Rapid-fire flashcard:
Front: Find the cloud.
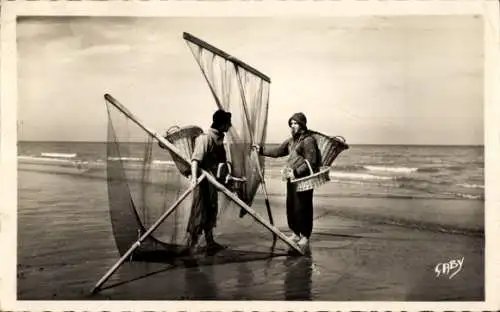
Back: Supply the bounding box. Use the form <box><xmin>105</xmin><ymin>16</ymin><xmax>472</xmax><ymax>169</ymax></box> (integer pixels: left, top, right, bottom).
<box><xmin>17</xmin><ymin>16</ymin><xmax>483</xmax><ymax>145</ymax></box>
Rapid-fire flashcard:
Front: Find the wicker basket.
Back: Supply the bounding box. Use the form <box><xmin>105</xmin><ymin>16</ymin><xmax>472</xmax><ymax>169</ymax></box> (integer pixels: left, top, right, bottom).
<box><xmin>162</xmin><ymin>125</ymin><xmax>204</xmax><ymax>177</ymax></box>
<box><xmin>291</xmin><ymin>161</ymin><xmax>332</xmax><ymax>192</ymax></box>
<box><xmin>290</xmin><ymin>131</ymin><xmax>349</xmax><ymax>192</ymax></box>
<box><xmin>310</xmin><ymin>131</ymin><xmax>349</xmax><ymax>167</ymax></box>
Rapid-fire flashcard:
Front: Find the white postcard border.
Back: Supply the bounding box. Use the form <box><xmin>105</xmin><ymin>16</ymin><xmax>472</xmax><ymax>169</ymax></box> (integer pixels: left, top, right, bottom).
<box><xmin>1</xmin><ymin>0</ymin><xmax>499</xmax><ymax>311</ymax></box>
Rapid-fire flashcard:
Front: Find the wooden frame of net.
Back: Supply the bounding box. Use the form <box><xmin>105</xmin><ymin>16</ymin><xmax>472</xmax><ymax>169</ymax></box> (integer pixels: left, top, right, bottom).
<box><xmin>91</xmin><ymin>94</ymin><xmax>305</xmax><ymax>294</ymax></box>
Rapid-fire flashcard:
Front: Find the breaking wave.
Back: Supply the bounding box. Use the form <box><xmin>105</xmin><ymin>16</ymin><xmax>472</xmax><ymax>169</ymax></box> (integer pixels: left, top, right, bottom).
<box><xmin>329</xmin><ymin>171</ymin><xmax>394</xmax><ymax>181</ymax></box>
<box><xmin>333</xmin><ymin>164</ymin><xmax>465</xmax><ymax>174</ymax></box>
<box><xmin>107</xmin><ymin>157</ymin><xmax>144</xmax><ymax>162</ymax></box>
<box><xmin>454</xmin><ymin>193</ymin><xmax>483</xmax><ymax>200</ymax></box>
<box><xmin>458</xmin><ymin>183</ymin><xmax>484</xmax><ymax>189</ymax></box>
<box><xmin>363</xmin><ymin>165</ymin><xmax>418</xmax><ymax>174</ymax></box>
<box><xmin>40</xmin><ymin>152</ymin><xmax>77</xmax><ymax>158</ymax></box>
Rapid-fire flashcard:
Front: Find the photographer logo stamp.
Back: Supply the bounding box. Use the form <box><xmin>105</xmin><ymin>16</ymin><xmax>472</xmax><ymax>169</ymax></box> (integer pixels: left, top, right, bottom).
<box><xmin>434</xmin><ymin>257</ymin><xmax>464</xmax><ymax>279</ymax></box>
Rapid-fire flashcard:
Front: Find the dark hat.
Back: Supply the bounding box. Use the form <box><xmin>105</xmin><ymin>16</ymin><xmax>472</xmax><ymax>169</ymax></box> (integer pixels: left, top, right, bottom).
<box><xmin>288</xmin><ymin>112</ymin><xmax>307</xmax><ymax>130</ymax></box>
<box><xmin>212</xmin><ymin>109</ymin><xmax>232</xmax><ymax>128</ymax></box>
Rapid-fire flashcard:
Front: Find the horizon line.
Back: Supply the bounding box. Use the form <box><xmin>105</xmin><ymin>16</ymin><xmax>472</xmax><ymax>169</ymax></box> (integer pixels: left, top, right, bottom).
<box><xmin>17</xmin><ymin>140</ymin><xmax>484</xmax><ymax>147</ymax></box>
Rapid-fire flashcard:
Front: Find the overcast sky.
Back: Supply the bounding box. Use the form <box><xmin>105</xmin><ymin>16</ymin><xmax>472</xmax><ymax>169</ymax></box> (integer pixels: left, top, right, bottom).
<box><xmin>17</xmin><ymin>16</ymin><xmax>483</xmax><ymax>145</ymax></box>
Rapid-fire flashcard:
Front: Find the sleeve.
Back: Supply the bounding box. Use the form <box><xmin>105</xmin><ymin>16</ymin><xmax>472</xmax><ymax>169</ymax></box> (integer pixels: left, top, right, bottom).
<box><xmin>191</xmin><ymin>135</ymin><xmax>209</xmax><ymax>163</ymax></box>
<box><xmin>293</xmin><ymin>136</ymin><xmax>321</xmax><ymax>178</ymax></box>
<box><xmin>260</xmin><ymin>139</ymin><xmax>290</xmax><ymax>158</ymax></box>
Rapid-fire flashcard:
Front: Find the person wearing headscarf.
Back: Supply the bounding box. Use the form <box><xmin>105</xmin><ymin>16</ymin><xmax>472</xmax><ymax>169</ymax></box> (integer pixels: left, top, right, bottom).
<box><xmin>186</xmin><ymin>109</ymin><xmax>232</xmax><ymax>254</ymax></box>
<box><xmin>253</xmin><ymin>112</ymin><xmax>321</xmax><ymax>251</ymax></box>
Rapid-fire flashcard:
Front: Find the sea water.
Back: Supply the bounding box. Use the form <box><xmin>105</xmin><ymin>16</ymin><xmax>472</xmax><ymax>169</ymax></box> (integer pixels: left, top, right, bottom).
<box><xmin>18</xmin><ymin>141</ymin><xmax>484</xmax><ymax>201</ymax></box>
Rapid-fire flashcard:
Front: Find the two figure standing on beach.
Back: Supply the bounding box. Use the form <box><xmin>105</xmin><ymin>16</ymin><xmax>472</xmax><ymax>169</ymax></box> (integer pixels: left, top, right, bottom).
<box><xmin>168</xmin><ymin>109</ymin><xmax>319</xmax><ymax>254</ymax></box>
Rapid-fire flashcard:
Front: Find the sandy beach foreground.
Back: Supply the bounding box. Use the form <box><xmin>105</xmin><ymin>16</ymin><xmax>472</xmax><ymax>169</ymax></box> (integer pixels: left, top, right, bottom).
<box><xmin>17</xmin><ymin>171</ymin><xmax>484</xmax><ymax>301</ymax></box>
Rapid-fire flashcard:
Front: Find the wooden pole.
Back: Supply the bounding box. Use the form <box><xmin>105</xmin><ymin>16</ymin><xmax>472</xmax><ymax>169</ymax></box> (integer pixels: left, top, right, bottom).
<box><xmin>254</xmin><ymin>150</ymin><xmax>276</xmax><ymax>243</ymax></box>
<box><xmin>182</xmin><ymin>32</ymin><xmax>271</xmax><ymax>83</ymax></box>
<box><xmin>103</xmin><ymin>94</ymin><xmax>304</xmax><ymax>252</ymax></box>
<box><xmin>91</xmin><ymin>173</ymin><xmax>206</xmax><ymax>294</ymax></box>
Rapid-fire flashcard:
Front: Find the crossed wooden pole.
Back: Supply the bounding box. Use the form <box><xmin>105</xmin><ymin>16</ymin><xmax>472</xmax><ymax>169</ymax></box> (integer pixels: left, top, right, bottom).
<box><xmin>91</xmin><ymin>94</ymin><xmax>304</xmax><ymax>294</ymax></box>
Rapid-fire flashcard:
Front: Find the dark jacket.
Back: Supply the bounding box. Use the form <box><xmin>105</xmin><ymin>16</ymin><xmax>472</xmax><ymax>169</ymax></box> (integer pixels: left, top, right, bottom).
<box><xmin>260</xmin><ymin>130</ymin><xmax>321</xmax><ymax>179</ymax></box>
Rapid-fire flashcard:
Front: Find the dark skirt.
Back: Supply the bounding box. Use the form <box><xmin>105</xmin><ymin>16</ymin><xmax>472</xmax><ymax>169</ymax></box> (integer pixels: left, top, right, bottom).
<box><xmin>286</xmin><ymin>182</ymin><xmax>314</xmax><ymax>238</ymax></box>
<box><xmin>186</xmin><ymin>179</ymin><xmax>219</xmax><ymax>238</ymax></box>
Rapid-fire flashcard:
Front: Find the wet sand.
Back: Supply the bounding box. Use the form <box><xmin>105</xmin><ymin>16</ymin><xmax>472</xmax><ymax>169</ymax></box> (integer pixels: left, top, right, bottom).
<box><xmin>17</xmin><ymin>171</ymin><xmax>484</xmax><ymax>300</ymax></box>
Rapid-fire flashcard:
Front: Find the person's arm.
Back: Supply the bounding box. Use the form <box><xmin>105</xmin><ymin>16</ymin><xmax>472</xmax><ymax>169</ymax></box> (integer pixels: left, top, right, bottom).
<box><xmin>190</xmin><ymin>135</ymin><xmax>209</xmax><ymax>185</ymax></box>
<box><xmin>190</xmin><ymin>161</ymin><xmax>199</xmax><ymax>186</ymax></box>
<box><xmin>258</xmin><ymin>139</ymin><xmax>290</xmax><ymax>158</ymax></box>
<box><xmin>293</xmin><ymin>136</ymin><xmax>320</xmax><ymax>178</ymax></box>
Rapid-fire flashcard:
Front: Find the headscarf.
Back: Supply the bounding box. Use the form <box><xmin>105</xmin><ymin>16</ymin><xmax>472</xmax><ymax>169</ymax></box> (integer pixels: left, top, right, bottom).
<box><xmin>288</xmin><ymin>112</ymin><xmax>308</xmax><ymax>131</ymax></box>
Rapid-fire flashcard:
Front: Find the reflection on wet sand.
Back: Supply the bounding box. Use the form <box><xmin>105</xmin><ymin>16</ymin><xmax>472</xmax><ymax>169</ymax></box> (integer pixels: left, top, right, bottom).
<box><xmin>234</xmin><ymin>262</ymin><xmax>254</xmax><ymax>299</ymax></box>
<box><xmin>284</xmin><ymin>255</ymin><xmax>313</xmax><ymax>300</ymax></box>
<box><xmin>183</xmin><ymin>258</ymin><xmax>218</xmax><ymax>299</ymax></box>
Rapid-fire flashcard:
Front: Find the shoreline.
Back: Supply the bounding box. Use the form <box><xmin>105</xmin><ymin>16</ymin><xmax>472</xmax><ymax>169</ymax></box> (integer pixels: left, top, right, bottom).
<box><xmin>254</xmin><ymin>195</ymin><xmax>484</xmax><ymax>237</ymax></box>
<box><xmin>17</xmin><ymin>140</ymin><xmax>485</xmax><ymax>148</ymax></box>
<box><xmin>17</xmin><ymin>168</ymin><xmax>485</xmax><ymax>237</ymax></box>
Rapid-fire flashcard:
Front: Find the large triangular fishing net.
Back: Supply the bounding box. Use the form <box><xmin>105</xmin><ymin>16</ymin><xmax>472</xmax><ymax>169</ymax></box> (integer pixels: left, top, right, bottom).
<box><xmin>105</xmin><ymin>33</ymin><xmax>293</xmax><ymax>264</ymax></box>
<box><xmin>184</xmin><ymin>32</ymin><xmax>270</xmax><ymax>209</ymax></box>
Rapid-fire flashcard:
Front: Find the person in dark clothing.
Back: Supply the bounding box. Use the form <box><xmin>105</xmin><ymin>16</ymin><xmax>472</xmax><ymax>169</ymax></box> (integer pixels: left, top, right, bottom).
<box><xmin>186</xmin><ymin>109</ymin><xmax>232</xmax><ymax>253</ymax></box>
<box><xmin>253</xmin><ymin>112</ymin><xmax>321</xmax><ymax>251</ymax></box>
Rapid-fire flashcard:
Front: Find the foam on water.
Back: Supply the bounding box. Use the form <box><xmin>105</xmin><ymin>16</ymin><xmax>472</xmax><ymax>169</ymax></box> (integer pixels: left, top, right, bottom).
<box><xmin>152</xmin><ymin>160</ymin><xmax>176</xmax><ymax>165</ymax></box>
<box><xmin>107</xmin><ymin>157</ymin><xmax>144</xmax><ymax>162</ymax></box>
<box><xmin>329</xmin><ymin>171</ymin><xmax>394</xmax><ymax>181</ymax></box>
<box><xmin>19</xmin><ymin>156</ymin><xmax>75</xmax><ymax>164</ymax></box>
<box><xmin>363</xmin><ymin>165</ymin><xmax>418</xmax><ymax>174</ymax></box>
<box><xmin>458</xmin><ymin>183</ymin><xmax>484</xmax><ymax>189</ymax></box>
<box><xmin>40</xmin><ymin>152</ymin><xmax>77</xmax><ymax>158</ymax></box>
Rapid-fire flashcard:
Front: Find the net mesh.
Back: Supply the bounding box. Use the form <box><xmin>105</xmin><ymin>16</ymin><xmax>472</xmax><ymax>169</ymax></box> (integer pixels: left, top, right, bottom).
<box><xmin>184</xmin><ymin>33</ymin><xmax>270</xmax><ymax>208</ymax></box>
<box><xmin>106</xmin><ymin>102</ymin><xmax>193</xmax><ymax>257</ymax></box>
